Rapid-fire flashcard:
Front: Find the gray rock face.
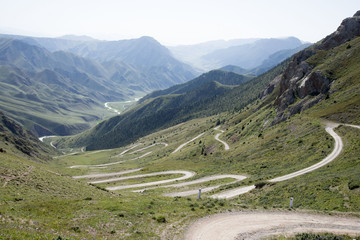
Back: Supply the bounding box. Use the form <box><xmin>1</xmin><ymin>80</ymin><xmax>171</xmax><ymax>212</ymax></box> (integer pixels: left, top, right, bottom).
<box><xmin>270</xmin><ymin>11</ymin><xmax>360</xmax><ymax>124</ymax></box>
<box><xmin>320</xmin><ymin>11</ymin><xmax>360</xmax><ymax>50</ymax></box>
<box><xmin>297</xmin><ymin>70</ymin><xmax>330</xmax><ymax>99</ymax></box>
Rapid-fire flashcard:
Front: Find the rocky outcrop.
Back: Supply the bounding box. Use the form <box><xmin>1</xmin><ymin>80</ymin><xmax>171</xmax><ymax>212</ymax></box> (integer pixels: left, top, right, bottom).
<box><xmin>319</xmin><ymin>10</ymin><xmax>360</xmax><ymax>50</ymax></box>
<box><xmin>271</xmin><ymin>11</ymin><xmax>360</xmax><ymax>123</ymax></box>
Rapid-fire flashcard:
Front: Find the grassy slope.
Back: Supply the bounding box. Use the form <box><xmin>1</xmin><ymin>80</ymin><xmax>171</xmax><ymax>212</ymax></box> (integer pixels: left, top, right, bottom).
<box><xmin>55</xmin><ymin>59</ymin><xmax>289</xmax><ymax>151</ymax></box>
<box><xmin>0</xmin><ymin>38</ymin><xmax>359</xmax><ymax>239</ymax></box>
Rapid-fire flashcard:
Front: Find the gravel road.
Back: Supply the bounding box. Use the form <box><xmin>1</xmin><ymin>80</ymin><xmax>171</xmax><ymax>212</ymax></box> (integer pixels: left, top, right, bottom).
<box><xmin>184</xmin><ymin>211</ymin><xmax>360</xmax><ymax>240</ymax></box>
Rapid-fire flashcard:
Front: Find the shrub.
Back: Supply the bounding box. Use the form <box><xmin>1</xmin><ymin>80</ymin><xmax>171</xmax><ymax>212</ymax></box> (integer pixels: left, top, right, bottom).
<box><xmin>348</xmin><ymin>179</ymin><xmax>360</xmax><ymax>190</ymax></box>
<box><xmin>156</xmin><ymin>216</ymin><xmax>166</xmax><ymax>223</ymax></box>
<box><xmin>255</xmin><ymin>181</ymin><xmax>267</xmax><ymax>189</ymax></box>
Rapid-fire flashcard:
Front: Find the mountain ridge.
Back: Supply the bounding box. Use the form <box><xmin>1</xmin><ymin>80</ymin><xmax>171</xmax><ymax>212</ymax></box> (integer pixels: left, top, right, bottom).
<box><xmin>0</xmin><ymin>34</ymin><xmax>197</xmax><ymax>136</ymax></box>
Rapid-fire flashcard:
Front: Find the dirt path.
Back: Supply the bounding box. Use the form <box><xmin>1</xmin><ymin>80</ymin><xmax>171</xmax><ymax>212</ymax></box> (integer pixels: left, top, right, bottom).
<box><xmin>184</xmin><ymin>211</ymin><xmax>360</xmax><ymax>240</ymax></box>
<box><xmin>172</xmin><ymin>133</ymin><xmax>205</xmax><ymax>154</ymax></box>
<box><xmin>268</xmin><ymin>125</ymin><xmax>343</xmax><ymax>182</ymax></box>
<box><xmin>72</xmin><ymin>168</ymin><xmax>142</xmax><ymax>179</ymax></box>
<box><xmin>214</xmin><ymin>126</ymin><xmax>230</xmax><ymax>150</ymax></box>
<box><xmin>133</xmin><ymin>174</ymin><xmax>247</xmax><ymax>196</ymax></box>
<box><xmin>87</xmin><ymin>170</ymin><xmax>196</xmax><ymax>190</ymax></box>
<box><xmin>209</xmin><ymin>123</ymin><xmax>346</xmax><ymax>199</ymax></box>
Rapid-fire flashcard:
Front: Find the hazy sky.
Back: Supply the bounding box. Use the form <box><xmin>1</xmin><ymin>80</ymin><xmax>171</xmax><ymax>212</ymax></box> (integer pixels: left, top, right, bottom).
<box><xmin>1</xmin><ymin>0</ymin><xmax>359</xmax><ymax>45</ymax></box>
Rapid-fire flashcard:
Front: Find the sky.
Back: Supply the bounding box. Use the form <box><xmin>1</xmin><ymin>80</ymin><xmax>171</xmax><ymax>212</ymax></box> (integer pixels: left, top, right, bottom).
<box><xmin>0</xmin><ymin>0</ymin><xmax>359</xmax><ymax>46</ymax></box>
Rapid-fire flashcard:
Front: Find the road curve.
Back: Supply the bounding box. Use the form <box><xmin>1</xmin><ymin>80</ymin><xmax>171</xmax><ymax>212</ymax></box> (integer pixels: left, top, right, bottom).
<box><xmin>214</xmin><ymin>126</ymin><xmax>230</xmax><ymax>150</ymax></box>
<box><xmin>172</xmin><ymin>133</ymin><xmax>205</xmax><ymax>154</ymax></box>
<box><xmin>133</xmin><ymin>174</ymin><xmax>247</xmax><ymax>196</ymax></box>
<box><xmin>69</xmin><ymin>143</ymin><xmax>158</xmax><ymax>168</ymax></box>
<box><xmin>184</xmin><ymin>211</ymin><xmax>360</xmax><ymax>240</ymax></box>
<box><xmin>72</xmin><ymin>168</ymin><xmax>142</xmax><ymax>179</ymax></box>
<box><xmin>88</xmin><ymin>170</ymin><xmax>196</xmax><ymax>190</ymax></box>
<box><xmin>210</xmin><ymin>123</ymin><xmax>347</xmax><ymax>198</ymax></box>
<box><xmin>162</xmin><ymin>175</ymin><xmax>246</xmax><ymax>197</ymax></box>
<box><xmin>269</xmin><ymin>125</ymin><xmax>342</xmax><ymax>182</ymax></box>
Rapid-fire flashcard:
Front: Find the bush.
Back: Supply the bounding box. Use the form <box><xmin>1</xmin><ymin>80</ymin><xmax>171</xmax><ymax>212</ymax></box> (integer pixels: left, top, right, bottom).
<box><xmin>156</xmin><ymin>216</ymin><xmax>166</xmax><ymax>223</ymax></box>
<box><xmin>294</xmin><ymin>232</ymin><xmax>353</xmax><ymax>240</ymax></box>
<box><xmin>348</xmin><ymin>179</ymin><xmax>360</xmax><ymax>190</ymax></box>
<box><xmin>255</xmin><ymin>181</ymin><xmax>267</xmax><ymax>189</ymax></box>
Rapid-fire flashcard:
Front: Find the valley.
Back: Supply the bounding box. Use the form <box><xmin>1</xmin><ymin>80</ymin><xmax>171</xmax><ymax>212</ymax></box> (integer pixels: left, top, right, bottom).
<box><xmin>0</xmin><ymin>10</ymin><xmax>360</xmax><ymax>240</ymax></box>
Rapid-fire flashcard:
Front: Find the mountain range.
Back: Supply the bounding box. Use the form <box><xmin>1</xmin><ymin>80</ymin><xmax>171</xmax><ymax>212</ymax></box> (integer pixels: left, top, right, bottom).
<box><xmin>58</xmin><ymin>11</ymin><xmax>360</xmax><ymax>151</ymax></box>
<box><xmin>169</xmin><ymin>37</ymin><xmax>310</xmax><ymax>72</ymax></box>
<box><xmin>0</xmin><ymin>10</ymin><xmax>359</xmax><ymax>240</ymax></box>
<box><xmin>0</xmin><ymin>35</ymin><xmax>196</xmax><ymax>136</ymax></box>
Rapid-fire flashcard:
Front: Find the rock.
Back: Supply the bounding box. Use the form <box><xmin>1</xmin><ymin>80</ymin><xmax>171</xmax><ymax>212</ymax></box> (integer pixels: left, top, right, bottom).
<box><xmin>318</xmin><ymin>11</ymin><xmax>360</xmax><ymax>50</ymax></box>
<box><xmin>271</xmin><ymin>11</ymin><xmax>359</xmax><ymax>124</ymax></box>
<box><xmin>260</xmin><ymin>75</ymin><xmax>282</xmax><ymax>99</ymax></box>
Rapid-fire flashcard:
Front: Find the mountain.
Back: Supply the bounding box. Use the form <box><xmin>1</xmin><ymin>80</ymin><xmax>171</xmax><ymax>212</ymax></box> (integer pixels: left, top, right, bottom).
<box><xmin>246</xmin><ymin>43</ymin><xmax>312</xmax><ymax>75</ymax></box>
<box><xmin>0</xmin><ymin>35</ymin><xmax>197</xmax><ymax>136</ymax></box>
<box><xmin>0</xmin><ymin>38</ymin><xmax>130</xmax><ymax>136</ymax></box>
<box><xmin>202</xmin><ymin>37</ymin><xmax>304</xmax><ymax>70</ymax></box>
<box><xmin>169</xmin><ymin>37</ymin><xmax>305</xmax><ymax>72</ymax></box>
<box><xmin>56</xmin><ymin>70</ymin><xmax>259</xmax><ymax>150</ymax></box>
<box><xmin>270</xmin><ymin>10</ymin><xmax>360</xmax><ymax>124</ymax></box>
<box><xmin>58</xmin><ymin>12</ymin><xmax>360</xmax><ymax>151</ymax></box>
<box><xmin>66</xmin><ymin>36</ymin><xmax>196</xmax><ymax>89</ymax></box>
<box><xmin>0</xmin><ymin>111</ymin><xmax>56</xmax><ymax>159</ymax></box>
<box><xmin>219</xmin><ymin>65</ymin><xmax>250</xmax><ymax>75</ymax></box>
<box><xmin>58</xmin><ymin>34</ymin><xmax>97</xmax><ymax>42</ymax></box>
<box><xmin>168</xmin><ymin>38</ymin><xmax>259</xmax><ymax>71</ymax></box>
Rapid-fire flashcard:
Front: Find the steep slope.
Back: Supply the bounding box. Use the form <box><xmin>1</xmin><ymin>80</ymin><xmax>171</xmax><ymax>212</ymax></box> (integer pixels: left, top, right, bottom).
<box><xmin>140</xmin><ymin>70</ymin><xmax>253</xmax><ymax>101</ymax></box>
<box><xmin>56</xmin><ymin>63</ymin><xmax>287</xmax><ymax>150</ymax></box>
<box><xmin>1</xmin><ymin>34</ymin><xmax>197</xmax><ymax>95</ymax></box>
<box><xmin>0</xmin><ymin>112</ymin><xmax>136</xmax><ymax>239</ymax></box>
<box><xmin>268</xmin><ymin>10</ymin><xmax>360</xmax><ymax>124</ymax></box>
<box><xmin>0</xmin><ymin>111</ymin><xmax>56</xmax><ymax>159</ymax></box>
<box><xmin>68</xmin><ymin>36</ymin><xmax>197</xmax><ymax>88</ymax></box>
<box><xmin>0</xmin><ymin>38</ymin><xmax>126</xmax><ymax>136</ymax></box>
<box><xmin>58</xmin><ymin>11</ymin><xmax>360</xmax><ymax>152</ymax></box>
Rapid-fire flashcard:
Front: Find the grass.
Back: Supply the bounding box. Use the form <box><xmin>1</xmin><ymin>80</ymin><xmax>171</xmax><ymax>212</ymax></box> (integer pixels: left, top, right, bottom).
<box><xmin>1</xmin><ymin>38</ymin><xmax>360</xmax><ymax>239</ymax></box>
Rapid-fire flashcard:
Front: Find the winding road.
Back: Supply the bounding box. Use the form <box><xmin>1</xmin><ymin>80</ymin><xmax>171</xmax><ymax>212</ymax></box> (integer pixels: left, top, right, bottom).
<box><xmin>209</xmin><ymin>123</ymin><xmax>347</xmax><ymax>199</ymax></box>
<box><xmin>87</xmin><ymin>170</ymin><xmax>196</xmax><ymax>191</ymax></box>
<box><xmin>172</xmin><ymin>133</ymin><xmax>205</xmax><ymax>154</ymax></box>
<box><xmin>214</xmin><ymin>126</ymin><xmax>230</xmax><ymax>150</ymax></box>
<box><xmin>184</xmin><ymin>212</ymin><xmax>360</xmax><ymax>240</ymax></box>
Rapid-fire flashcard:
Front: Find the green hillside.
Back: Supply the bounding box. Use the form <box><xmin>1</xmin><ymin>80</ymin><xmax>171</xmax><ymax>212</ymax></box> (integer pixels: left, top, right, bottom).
<box><xmin>0</xmin><ymin>11</ymin><xmax>359</xmax><ymax>240</ymax></box>
<box><xmin>0</xmin><ymin>35</ymin><xmax>197</xmax><ymax>137</ymax></box>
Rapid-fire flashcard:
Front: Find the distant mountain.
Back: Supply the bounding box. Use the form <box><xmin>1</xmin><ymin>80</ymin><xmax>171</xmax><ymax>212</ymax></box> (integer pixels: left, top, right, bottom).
<box><xmin>0</xmin><ymin>34</ymin><xmax>197</xmax><ymax>136</ymax></box>
<box><xmin>219</xmin><ymin>42</ymin><xmax>311</xmax><ymax>76</ymax></box>
<box><xmin>219</xmin><ymin>65</ymin><xmax>251</xmax><ymax>75</ymax></box>
<box><xmin>0</xmin><ymin>34</ymin><xmax>197</xmax><ymax>90</ymax></box>
<box><xmin>168</xmin><ymin>38</ymin><xmax>259</xmax><ymax>71</ymax></box>
<box><xmin>58</xmin><ymin>35</ymin><xmax>97</xmax><ymax>42</ymax></box>
<box><xmin>202</xmin><ymin>37</ymin><xmax>303</xmax><ymax>70</ymax></box>
<box><xmin>0</xmin><ymin>37</ymin><xmax>126</xmax><ymax>136</ymax></box>
<box><xmin>169</xmin><ymin>37</ymin><xmax>305</xmax><ymax>72</ymax></box>
<box><xmin>246</xmin><ymin>43</ymin><xmax>312</xmax><ymax>75</ymax></box>
<box><xmin>140</xmin><ymin>70</ymin><xmax>253</xmax><ymax>102</ymax></box>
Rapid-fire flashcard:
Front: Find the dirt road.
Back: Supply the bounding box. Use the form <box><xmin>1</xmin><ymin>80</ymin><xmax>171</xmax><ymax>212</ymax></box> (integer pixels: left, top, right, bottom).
<box><xmin>214</xmin><ymin>126</ymin><xmax>230</xmax><ymax>150</ymax></box>
<box><xmin>172</xmin><ymin>133</ymin><xmax>205</xmax><ymax>154</ymax></box>
<box><xmin>184</xmin><ymin>211</ymin><xmax>360</xmax><ymax>240</ymax></box>
<box><xmin>88</xmin><ymin>170</ymin><xmax>196</xmax><ymax>191</ymax></box>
